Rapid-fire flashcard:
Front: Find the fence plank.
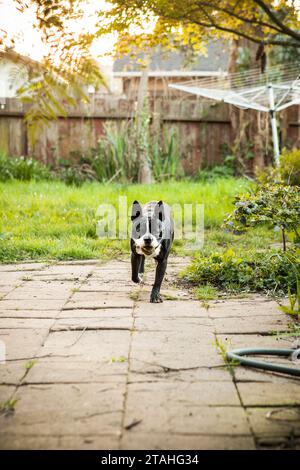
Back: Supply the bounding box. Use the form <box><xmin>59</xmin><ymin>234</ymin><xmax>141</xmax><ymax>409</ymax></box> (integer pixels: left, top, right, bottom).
<box><xmin>0</xmin><ymin>117</ymin><xmax>9</xmax><ymax>153</ymax></box>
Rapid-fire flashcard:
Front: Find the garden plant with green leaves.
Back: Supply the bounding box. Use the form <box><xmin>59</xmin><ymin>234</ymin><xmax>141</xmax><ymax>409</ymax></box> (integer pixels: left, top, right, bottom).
<box><xmin>186</xmin><ymin>150</ymin><xmax>300</xmax><ymax>298</ymax></box>
<box><xmin>185</xmin><ymin>248</ymin><xmax>299</xmax><ymax>296</ymax></box>
<box><xmin>225</xmin><ymin>182</ymin><xmax>300</xmax><ymax>251</ymax></box>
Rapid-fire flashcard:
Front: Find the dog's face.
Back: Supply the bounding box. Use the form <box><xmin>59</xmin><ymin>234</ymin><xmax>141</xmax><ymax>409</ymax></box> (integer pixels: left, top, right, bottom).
<box><xmin>131</xmin><ymin>201</ymin><xmax>165</xmax><ymax>256</ymax></box>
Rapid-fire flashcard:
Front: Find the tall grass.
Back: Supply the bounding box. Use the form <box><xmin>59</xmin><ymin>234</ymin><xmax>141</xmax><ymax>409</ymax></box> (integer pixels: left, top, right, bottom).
<box><xmin>91</xmin><ymin>122</ymin><xmax>182</xmax><ymax>183</ymax></box>
<box><xmin>151</xmin><ymin>128</ymin><xmax>182</xmax><ymax>181</ymax></box>
<box><xmin>92</xmin><ymin>122</ymin><xmax>138</xmax><ymax>182</ymax></box>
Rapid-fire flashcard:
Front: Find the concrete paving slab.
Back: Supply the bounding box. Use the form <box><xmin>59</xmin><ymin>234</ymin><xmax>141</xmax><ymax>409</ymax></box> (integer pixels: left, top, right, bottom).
<box><xmin>0</xmin><ymin>361</ymin><xmax>28</xmax><ymax>385</ymax></box>
<box><xmin>0</xmin><ymin>433</ymin><xmax>119</xmax><ymax>450</ymax></box>
<box><xmin>124</xmin><ymin>388</ymin><xmax>251</xmax><ymax>435</ymax></box>
<box><xmin>130</xmin><ymin>330</ymin><xmax>222</xmax><ymax>372</ymax></box>
<box><xmin>217</xmin><ymin>333</ymin><xmax>293</xmax><ymax>349</ymax></box>
<box><xmin>0</xmin><ymin>328</ymin><xmax>48</xmax><ymax>360</ymax></box>
<box><xmin>134</xmin><ymin>301</ymin><xmax>208</xmax><ymax>318</ymax></box>
<box><xmin>213</xmin><ymin>315</ymin><xmax>289</xmax><ymax>334</ymax></box>
<box><xmin>0</xmin><ymin>385</ymin><xmax>16</xmax><ymax>403</ymax></box>
<box><xmin>247</xmin><ymin>407</ymin><xmax>300</xmax><ymax>437</ymax></box>
<box><xmin>0</xmin><ymin>318</ymin><xmax>54</xmax><ymax>329</ymax></box>
<box><xmin>127</xmin><ymin>380</ymin><xmax>241</xmax><ymax>409</ymax></box>
<box><xmin>24</xmin><ymin>359</ymin><xmax>127</xmax><ymax>384</ymax></box>
<box><xmin>0</xmin><ymin>383</ymin><xmax>124</xmax><ymax>436</ymax></box>
<box><xmin>64</xmin><ymin>297</ymin><xmax>134</xmax><ymax>310</ymax></box>
<box><xmin>238</xmin><ymin>382</ymin><xmax>300</xmax><ymax>406</ymax></box>
<box><xmin>0</xmin><ymin>258</ymin><xmax>298</xmax><ymax>450</ymax></box>
<box><xmin>134</xmin><ymin>316</ymin><xmax>213</xmax><ymax>332</ymax></box>
<box><xmin>0</xmin><ymin>263</ymin><xmax>47</xmax><ymax>272</ymax></box>
<box><xmin>4</xmin><ymin>288</ymin><xmax>72</xmax><ymax>300</ymax></box>
<box><xmin>234</xmin><ymin>366</ymin><xmax>300</xmax><ymax>383</ymax></box>
<box><xmin>128</xmin><ymin>367</ymin><xmax>231</xmax><ymax>383</ymax></box>
<box><xmin>209</xmin><ymin>298</ymin><xmax>282</xmax><ymax>318</ymax></box>
<box><xmin>58</xmin><ymin>308</ymin><xmax>132</xmax><ymax>319</ymax></box>
<box><xmin>0</xmin><ymin>299</ymin><xmax>66</xmax><ymax>310</ymax></box>
<box><xmin>71</xmin><ymin>291</ymin><xmax>135</xmax><ymax>302</ymax></box>
<box><xmin>51</xmin><ymin>316</ymin><xmax>132</xmax><ymax>331</ymax></box>
<box><xmin>0</xmin><ymin>286</ymin><xmax>17</xmax><ymax>294</ymax></box>
<box><xmin>0</xmin><ymin>309</ymin><xmax>60</xmax><ymax>319</ymax></box>
<box><xmin>121</xmin><ymin>433</ymin><xmax>255</xmax><ymax>450</ymax></box>
<box><xmin>78</xmin><ymin>284</ymin><xmax>138</xmax><ymax>293</ymax></box>
<box><xmin>38</xmin><ymin>330</ymin><xmax>131</xmax><ymax>363</ymax></box>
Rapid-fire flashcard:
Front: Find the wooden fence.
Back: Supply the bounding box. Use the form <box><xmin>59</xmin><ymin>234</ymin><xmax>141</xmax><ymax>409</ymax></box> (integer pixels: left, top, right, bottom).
<box><xmin>0</xmin><ymin>96</ymin><xmax>299</xmax><ymax>174</ymax></box>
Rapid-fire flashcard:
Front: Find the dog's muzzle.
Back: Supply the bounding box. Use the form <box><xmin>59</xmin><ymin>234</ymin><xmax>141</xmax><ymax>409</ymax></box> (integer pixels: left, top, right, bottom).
<box><xmin>141</xmin><ymin>246</ymin><xmax>155</xmax><ymax>255</ymax></box>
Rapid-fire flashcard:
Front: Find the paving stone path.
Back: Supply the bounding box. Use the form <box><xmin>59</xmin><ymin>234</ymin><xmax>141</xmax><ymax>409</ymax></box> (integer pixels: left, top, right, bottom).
<box><xmin>0</xmin><ymin>258</ymin><xmax>299</xmax><ymax>450</ymax></box>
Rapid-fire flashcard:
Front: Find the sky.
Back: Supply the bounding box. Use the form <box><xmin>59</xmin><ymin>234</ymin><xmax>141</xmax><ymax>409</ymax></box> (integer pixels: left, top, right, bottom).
<box><xmin>0</xmin><ymin>0</ymin><xmax>116</xmax><ymax>63</ymax></box>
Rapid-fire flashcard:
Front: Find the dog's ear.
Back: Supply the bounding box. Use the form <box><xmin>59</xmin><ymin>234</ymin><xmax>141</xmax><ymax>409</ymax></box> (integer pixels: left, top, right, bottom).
<box><xmin>154</xmin><ymin>200</ymin><xmax>165</xmax><ymax>221</ymax></box>
<box><xmin>131</xmin><ymin>200</ymin><xmax>142</xmax><ymax>221</ymax></box>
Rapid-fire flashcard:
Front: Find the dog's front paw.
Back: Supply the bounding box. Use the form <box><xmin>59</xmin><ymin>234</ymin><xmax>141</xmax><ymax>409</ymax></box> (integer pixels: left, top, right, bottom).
<box><xmin>150</xmin><ymin>291</ymin><xmax>163</xmax><ymax>303</ymax></box>
<box><xmin>132</xmin><ymin>273</ymin><xmax>144</xmax><ymax>284</ymax></box>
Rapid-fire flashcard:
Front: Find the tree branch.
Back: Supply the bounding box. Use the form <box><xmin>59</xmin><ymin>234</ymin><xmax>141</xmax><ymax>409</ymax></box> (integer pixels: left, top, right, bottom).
<box><xmin>197</xmin><ymin>4</ymin><xmax>265</xmax><ymax>43</ymax></box>
<box><xmin>190</xmin><ymin>16</ymin><xmax>300</xmax><ymax>47</ymax></box>
<box><xmin>190</xmin><ymin>3</ymin><xmax>300</xmax><ymax>47</ymax></box>
<box><xmin>254</xmin><ymin>0</ymin><xmax>300</xmax><ymax>41</ymax></box>
<box><xmin>197</xmin><ymin>1</ymin><xmax>283</xmax><ymax>34</ymax></box>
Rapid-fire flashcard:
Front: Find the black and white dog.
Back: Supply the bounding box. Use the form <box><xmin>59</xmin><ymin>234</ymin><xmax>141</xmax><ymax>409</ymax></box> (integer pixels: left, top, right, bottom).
<box><xmin>130</xmin><ymin>200</ymin><xmax>174</xmax><ymax>303</ymax></box>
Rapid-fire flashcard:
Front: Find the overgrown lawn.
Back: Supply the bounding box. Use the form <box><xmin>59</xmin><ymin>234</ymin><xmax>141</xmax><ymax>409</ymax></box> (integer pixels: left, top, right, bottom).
<box><xmin>0</xmin><ymin>178</ymin><xmax>279</xmax><ymax>263</ymax></box>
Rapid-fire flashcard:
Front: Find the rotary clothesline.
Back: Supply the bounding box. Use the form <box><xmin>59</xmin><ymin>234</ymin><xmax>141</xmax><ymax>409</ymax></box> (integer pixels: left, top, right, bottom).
<box><xmin>169</xmin><ymin>62</ymin><xmax>300</xmax><ymax>164</ymax></box>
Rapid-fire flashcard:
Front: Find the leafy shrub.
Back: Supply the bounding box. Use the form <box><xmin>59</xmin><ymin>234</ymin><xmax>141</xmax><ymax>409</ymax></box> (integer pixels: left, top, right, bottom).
<box><xmin>197</xmin><ymin>164</ymin><xmax>234</xmax><ymax>181</ymax></box>
<box><xmin>225</xmin><ymin>183</ymin><xmax>300</xmax><ymax>249</ymax></box>
<box><xmin>57</xmin><ymin>164</ymin><xmax>96</xmax><ymax>187</ymax></box>
<box><xmin>184</xmin><ymin>248</ymin><xmax>300</xmax><ymax>295</ymax></box>
<box><xmin>256</xmin><ymin>150</ymin><xmax>300</xmax><ymax>187</ymax></box>
<box><xmin>0</xmin><ymin>152</ymin><xmax>51</xmax><ymax>181</ymax></box>
<box><xmin>280</xmin><ymin>148</ymin><xmax>300</xmax><ymax>186</ymax></box>
<box><xmin>197</xmin><ymin>155</ymin><xmax>235</xmax><ymax>181</ymax></box>
<box><xmin>255</xmin><ymin>165</ymin><xmax>281</xmax><ymax>185</ymax></box>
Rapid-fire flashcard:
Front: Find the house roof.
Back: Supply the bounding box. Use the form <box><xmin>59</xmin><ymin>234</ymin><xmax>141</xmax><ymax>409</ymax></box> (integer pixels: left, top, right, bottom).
<box><xmin>113</xmin><ymin>41</ymin><xmax>230</xmax><ymax>73</ymax></box>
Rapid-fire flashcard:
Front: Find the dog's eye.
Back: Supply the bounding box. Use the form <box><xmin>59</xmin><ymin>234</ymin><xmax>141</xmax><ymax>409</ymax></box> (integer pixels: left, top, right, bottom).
<box><xmin>136</xmin><ymin>223</ymin><xmax>140</xmax><ymax>232</ymax></box>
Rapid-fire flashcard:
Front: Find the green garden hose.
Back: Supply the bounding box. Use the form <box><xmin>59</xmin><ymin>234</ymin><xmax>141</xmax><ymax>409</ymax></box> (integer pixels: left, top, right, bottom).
<box><xmin>226</xmin><ymin>348</ymin><xmax>300</xmax><ymax>377</ymax></box>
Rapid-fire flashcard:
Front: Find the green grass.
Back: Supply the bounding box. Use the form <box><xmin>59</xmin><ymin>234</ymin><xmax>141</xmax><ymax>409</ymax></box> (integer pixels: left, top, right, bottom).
<box><xmin>0</xmin><ymin>178</ymin><xmax>280</xmax><ymax>263</ymax></box>
<box><xmin>0</xmin><ymin>398</ymin><xmax>19</xmax><ymax>416</ymax></box>
<box><xmin>194</xmin><ymin>284</ymin><xmax>218</xmax><ymax>301</ymax></box>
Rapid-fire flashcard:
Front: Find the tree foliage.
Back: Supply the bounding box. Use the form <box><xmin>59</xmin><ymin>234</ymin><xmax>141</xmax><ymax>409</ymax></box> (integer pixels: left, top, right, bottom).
<box><xmin>1</xmin><ymin>1</ymin><xmax>106</xmax><ymax>143</ymax></box>
<box><xmin>98</xmin><ymin>0</ymin><xmax>300</xmax><ymax>57</ymax></box>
